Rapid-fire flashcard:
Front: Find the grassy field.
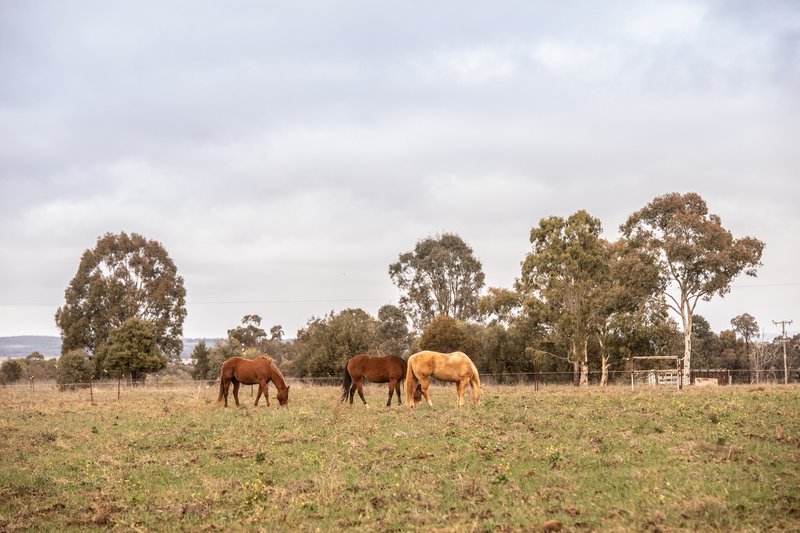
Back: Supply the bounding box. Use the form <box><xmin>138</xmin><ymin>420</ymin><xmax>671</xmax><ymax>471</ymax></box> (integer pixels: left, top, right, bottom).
<box><xmin>1</xmin><ymin>382</ymin><xmax>799</xmax><ymax>532</ymax></box>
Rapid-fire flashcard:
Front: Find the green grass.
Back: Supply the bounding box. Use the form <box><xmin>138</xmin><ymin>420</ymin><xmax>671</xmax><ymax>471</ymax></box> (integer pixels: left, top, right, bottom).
<box><xmin>1</xmin><ymin>383</ymin><xmax>799</xmax><ymax>531</ymax></box>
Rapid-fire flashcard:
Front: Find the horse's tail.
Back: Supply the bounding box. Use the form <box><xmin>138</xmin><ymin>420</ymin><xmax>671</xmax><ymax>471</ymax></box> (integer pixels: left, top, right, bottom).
<box><xmin>216</xmin><ymin>373</ymin><xmax>224</xmax><ymax>403</ymax></box>
<box><xmin>341</xmin><ymin>365</ymin><xmax>352</xmax><ymax>402</ymax></box>
<box><xmin>405</xmin><ymin>355</ymin><xmax>417</xmax><ymax>404</ymax></box>
<box><xmin>216</xmin><ymin>363</ymin><xmax>226</xmax><ymax>403</ymax></box>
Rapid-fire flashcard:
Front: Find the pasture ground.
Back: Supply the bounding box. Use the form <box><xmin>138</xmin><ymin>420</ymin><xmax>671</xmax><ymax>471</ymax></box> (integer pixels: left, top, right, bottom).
<box><xmin>1</xmin><ymin>383</ymin><xmax>799</xmax><ymax>532</ymax></box>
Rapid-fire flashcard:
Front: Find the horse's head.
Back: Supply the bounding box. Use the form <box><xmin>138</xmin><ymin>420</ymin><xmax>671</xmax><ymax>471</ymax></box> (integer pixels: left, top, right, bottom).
<box><xmin>277</xmin><ymin>385</ymin><xmax>290</xmax><ymax>406</ymax></box>
<box><xmin>471</xmin><ymin>384</ymin><xmax>483</xmax><ymax>405</ymax></box>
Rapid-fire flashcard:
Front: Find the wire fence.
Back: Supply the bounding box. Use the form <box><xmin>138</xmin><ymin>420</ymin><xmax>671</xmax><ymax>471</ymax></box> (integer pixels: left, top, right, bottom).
<box><xmin>3</xmin><ymin>368</ymin><xmax>799</xmax><ymax>398</ymax></box>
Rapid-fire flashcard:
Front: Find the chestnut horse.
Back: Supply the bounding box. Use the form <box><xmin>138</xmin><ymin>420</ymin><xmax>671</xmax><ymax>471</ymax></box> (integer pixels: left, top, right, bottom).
<box><xmin>405</xmin><ymin>350</ymin><xmax>483</xmax><ymax>408</ymax></box>
<box><xmin>341</xmin><ymin>354</ymin><xmax>413</xmax><ymax>407</ymax></box>
<box><xmin>217</xmin><ymin>356</ymin><xmax>290</xmax><ymax>407</ymax></box>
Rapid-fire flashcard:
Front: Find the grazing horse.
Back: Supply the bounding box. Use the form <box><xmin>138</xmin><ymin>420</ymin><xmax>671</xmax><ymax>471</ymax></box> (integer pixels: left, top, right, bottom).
<box><xmin>217</xmin><ymin>356</ymin><xmax>290</xmax><ymax>407</ymax></box>
<box><xmin>405</xmin><ymin>350</ymin><xmax>483</xmax><ymax>408</ymax></box>
<box><xmin>341</xmin><ymin>354</ymin><xmax>414</xmax><ymax>407</ymax></box>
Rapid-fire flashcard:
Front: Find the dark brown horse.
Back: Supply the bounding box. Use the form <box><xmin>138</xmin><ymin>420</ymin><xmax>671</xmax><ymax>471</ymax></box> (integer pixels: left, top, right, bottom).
<box><xmin>341</xmin><ymin>354</ymin><xmax>419</xmax><ymax>407</ymax></box>
<box><xmin>217</xmin><ymin>356</ymin><xmax>290</xmax><ymax>407</ymax></box>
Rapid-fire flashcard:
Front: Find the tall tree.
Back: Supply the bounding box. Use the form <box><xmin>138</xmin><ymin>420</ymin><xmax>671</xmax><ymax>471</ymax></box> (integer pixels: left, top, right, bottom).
<box><xmin>227</xmin><ymin>315</ymin><xmax>267</xmax><ymax>348</ymax></box>
<box><xmin>269</xmin><ymin>325</ymin><xmax>284</xmax><ymax>341</ymax></box>
<box><xmin>594</xmin><ymin>239</ymin><xmax>663</xmax><ymax>385</ymax></box>
<box><xmin>55</xmin><ymin>232</ymin><xmax>187</xmax><ymax>361</ymax></box>
<box><xmin>389</xmin><ymin>233</ymin><xmax>485</xmax><ymax>332</ymax></box>
<box><xmin>731</xmin><ymin>313</ymin><xmax>759</xmax><ymax>360</ymax></box>
<box><xmin>94</xmin><ymin>318</ymin><xmax>167</xmax><ymax>382</ymax></box>
<box><xmin>376</xmin><ymin>304</ymin><xmax>410</xmax><ymax>356</ymax></box>
<box><xmin>190</xmin><ymin>341</ymin><xmax>211</xmax><ymax>380</ymax></box>
<box><xmin>621</xmin><ymin>192</ymin><xmax>764</xmax><ymax>383</ymax></box>
<box><xmin>518</xmin><ymin>210</ymin><xmax>609</xmax><ymax>386</ymax></box>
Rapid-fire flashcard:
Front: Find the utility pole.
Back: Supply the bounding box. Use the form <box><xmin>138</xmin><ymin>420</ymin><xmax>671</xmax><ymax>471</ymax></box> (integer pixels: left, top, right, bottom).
<box><xmin>773</xmin><ymin>320</ymin><xmax>793</xmax><ymax>385</ymax></box>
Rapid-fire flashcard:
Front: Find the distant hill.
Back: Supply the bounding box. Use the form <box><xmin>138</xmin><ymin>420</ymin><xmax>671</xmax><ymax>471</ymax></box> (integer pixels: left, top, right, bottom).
<box><xmin>0</xmin><ymin>336</ymin><xmax>223</xmax><ymax>360</ymax></box>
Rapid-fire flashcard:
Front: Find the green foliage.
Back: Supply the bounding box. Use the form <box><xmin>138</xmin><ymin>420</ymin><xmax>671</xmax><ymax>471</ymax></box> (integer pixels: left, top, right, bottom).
<box><xmin>269</xmin><ymin>324</ymin><xmax>284</xmax><ymax>341</ymax></box>
<box><xmin>55</xmin><ymin>232</ymin><xmax>187</xmax><ymax>361</ymax></box>
<box><xmin>293</xmin><ymin>308</ymin><xmax>377</xmax><ymax>376</ymax></box>
<box><xmin>621</xmin><ymin>192</ymin><xmax>765</xmax><ymax>376</ymax></box>
<box><xmin>190</xmin><ymin>341</ymin><xmax>210</xmax><ymax>380</ymax></box>
<box><xmin>227</xmin><ymin>315</ymin><xmax>267</xmax><ymax>348</ymax></box>
<box><xmin>94</xmin><ymin>318</ymin><xmax>167</xmax><ymax>382</ymax></box>
<box><xmin>418</xmin><ymin>315</ymin><xmax>478</xmax><ymax>355</ymax></box>
<box><xmin>376</xmin><ymin>304</ymin><xmax>409</xmax><ymax>356</ymax></box>
<box><xmin>55</xmin><ymin>349</ymin><xmax>94</xmax><ymax>390</ymax></box>
<box><xmin>0</xmin><ymin>359</ymin><xmax>23</xmax><ymax>383</ymax></box>
<box><xmin>731</xmin><ymin>313</ymin><xmax>759</xmax><ymax>352</ymax></box>
<box><xmin>389</xmin><ymin>233</ymin><xmax>485</xmax><ymax>332</ymax></box>
<box><xmin>206</xmin><ymin>339</ymin><xmax>242</xmax><ymax>380</ymax></box>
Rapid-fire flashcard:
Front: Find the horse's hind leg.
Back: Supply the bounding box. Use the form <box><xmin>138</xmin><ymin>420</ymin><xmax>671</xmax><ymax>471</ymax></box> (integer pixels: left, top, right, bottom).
<box><xmin>233</xmin><ymin>381</ymin><xmax>241</xmax><ymax>407</ymax></box>
<box><xmin>222</xmin><ymin>379</ymin><xmax>230</xmax><ymax>407</ymax></box>
<box><xmin>348</xmin><ymin>383</ymin><xmax>357</xmax><ymax>405</ymax></box>
<box><xmin>355</xmin><ymin>378</ymin><xmax>368</xmax><ymax>407</ymax></box>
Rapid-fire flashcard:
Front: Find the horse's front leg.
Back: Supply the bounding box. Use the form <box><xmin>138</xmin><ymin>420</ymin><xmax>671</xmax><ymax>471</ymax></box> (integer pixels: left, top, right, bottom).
<box><xmin>262</xmin><ymin>380</ymin><xmax>270</xmax><ymax>407</ymax></box>
<box><xmin>419</xmin><ymin>377</ymin><xmax>432</xmax><ymax>408</ymax></box>
<box><xmin>233</xmin><ymin>381</ymin><xmax>241</xmax><ymax>406</ymax></box>
<box><xmin>254</xmin><ymin>383</ymin><xmax>262</xmax><ymax>406</ymax></box>
<box><xmin>396</xmin><ymin>380</ymin><xmax>403</xmax><ymax>405</ymax></box>
<box><xmin>456</xmin><ymin>379</ymin><xmax>467</xmax><ymax>407</ymax></box>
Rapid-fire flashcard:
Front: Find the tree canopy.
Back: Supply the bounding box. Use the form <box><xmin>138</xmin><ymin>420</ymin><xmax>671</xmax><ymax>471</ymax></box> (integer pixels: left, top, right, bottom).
<box><xmin>621</xmin><ymin>192</ymin><xmax>764</xmax><ymax>381</ymax></box>
<box><xmin>55</xmin><ymin>232</ymin><xmax>187</xmax><ymax>361</ymax></box>
<box><xmin>94</xmin><ymin>318</ymin><xmax>167</xmax><ymax>382</ymax></box>
<box><xmin>389</xmin><ymin>233</ymin><xmax>485</xmax><ymax>332</ymax></box>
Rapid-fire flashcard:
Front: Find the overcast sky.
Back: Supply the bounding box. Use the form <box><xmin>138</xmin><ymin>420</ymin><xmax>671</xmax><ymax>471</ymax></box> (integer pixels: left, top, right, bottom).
<box><xmin>1</xmin><ymin>1</ymin><xmax>798</xmax><ymax>340</ymax></box>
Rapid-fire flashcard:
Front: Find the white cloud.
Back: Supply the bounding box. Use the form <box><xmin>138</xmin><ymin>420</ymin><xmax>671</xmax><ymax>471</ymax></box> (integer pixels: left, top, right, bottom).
<box><xmin>625</xmin><ymin>2</ymin><xmax>707</xmax><ymax>44</ymax></box>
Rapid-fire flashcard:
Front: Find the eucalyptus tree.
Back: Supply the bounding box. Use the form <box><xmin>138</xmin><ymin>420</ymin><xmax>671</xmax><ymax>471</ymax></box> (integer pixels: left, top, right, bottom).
<box><xmin>518</xmin><ymin>210</ymin><xmax>609</xmax><ymax>386</ymax></box>
<box><xmin>227</xmin><ymin>315</ymin><xmax>267</xmax><ymax>348</ymax></box>
<box><xmin>55</xmin><ymin>232</ymin><xmax>187</xmax><ymax>362</ymax></box>
<box><xmin>731</xmin><ymin>313</ymin><xmax>759</xmax><ymax>358</ymax></box>
<box><xmin>593</xmin><ymin>238</ymin><xmax>663</xmax><ymax>385</ymax></box>
<box><xmin>389</xmin><ymin>233</ymin><xmax>485</xmax><ymax>332</ymax></box>
<box><xmin>376</xmin><ymin>304</ymin><xmax>410</xmax><ymax>356</ymax></box>
<box><xmin>621</xmin><ymin>193</ymin><xmax>764</xmax><ymax>382</ymax></box>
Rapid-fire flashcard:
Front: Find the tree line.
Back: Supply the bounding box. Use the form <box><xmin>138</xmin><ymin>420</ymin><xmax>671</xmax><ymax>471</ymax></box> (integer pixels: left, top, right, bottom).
<box><xmin>23</xmin><ymin>191</ymin><xmax>795</xmax><ymax>388</ymax></box>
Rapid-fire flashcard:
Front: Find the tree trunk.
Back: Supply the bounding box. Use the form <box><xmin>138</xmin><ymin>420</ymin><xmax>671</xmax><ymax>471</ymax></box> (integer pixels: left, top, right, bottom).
<box><xmin>598</xmin><ymin>336</ymin><xmax>608</xmax><ymax>387</ymax></box>
<box><xmin>579</xmin><ymin>337</ymin><xmax>589</xmax><ymax>387</ymax></box>
<box><xmin>682</xmin><ymin>308</ymin><xmax>693</xmax><ymax>385</ymax></box>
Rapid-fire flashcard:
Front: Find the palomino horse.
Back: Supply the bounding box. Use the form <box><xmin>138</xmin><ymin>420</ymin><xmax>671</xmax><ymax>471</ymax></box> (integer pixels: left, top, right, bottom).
<box><xmin>217</xmin><ymin>356</ymin><xmax>290</xmax><ymax>407</ymax></box>
<box><xmin>405</xmin><ymin>350</ymin><xmax>483</xmax><ymax>408</ymax></box>
<box><xmin>341</xmin><ymin>354</ymin><xmax>420</xmax><ymax>407</ymax></box>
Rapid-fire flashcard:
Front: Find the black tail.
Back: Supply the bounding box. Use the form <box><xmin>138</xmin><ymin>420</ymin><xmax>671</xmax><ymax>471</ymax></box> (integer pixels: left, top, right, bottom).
<box><xmin>341</xmin><ymin>366</ymin><xmax>352</xmax><ymax>402</ymax></box>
